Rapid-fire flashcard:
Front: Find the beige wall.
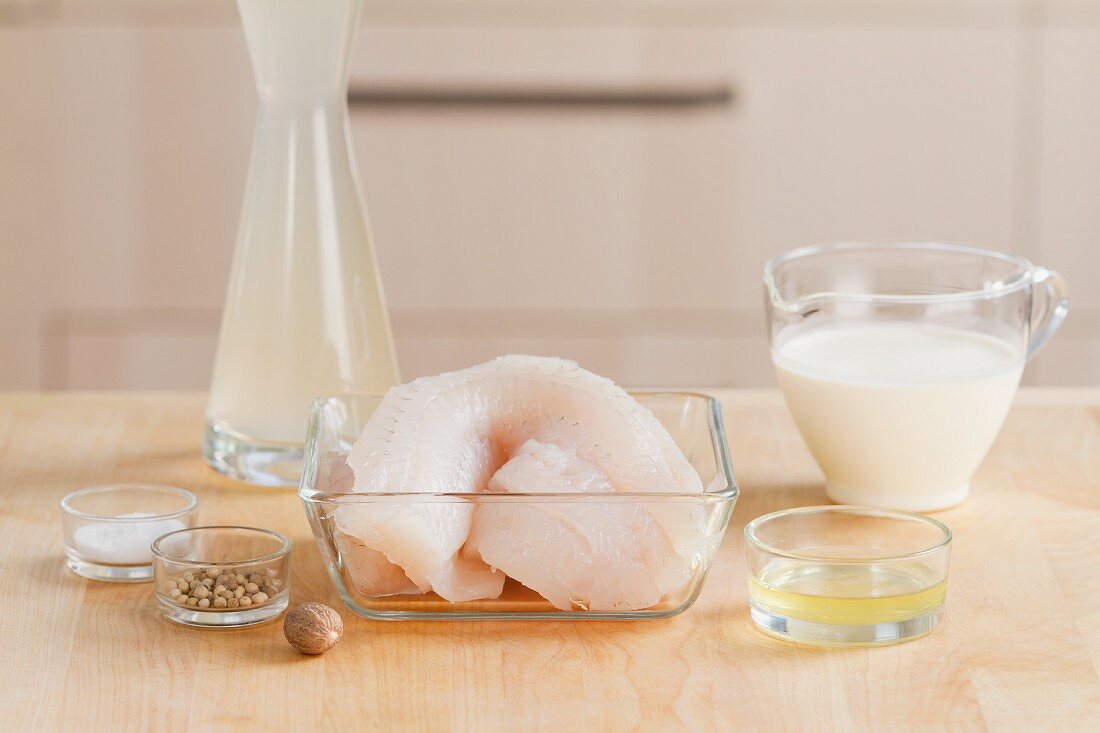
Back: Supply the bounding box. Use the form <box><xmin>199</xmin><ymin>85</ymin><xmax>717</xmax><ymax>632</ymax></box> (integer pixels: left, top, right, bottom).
<box><xmin>1</xmin><ymin>0</ymin><xmax>1097</xmax><ymax>389</ymax></box>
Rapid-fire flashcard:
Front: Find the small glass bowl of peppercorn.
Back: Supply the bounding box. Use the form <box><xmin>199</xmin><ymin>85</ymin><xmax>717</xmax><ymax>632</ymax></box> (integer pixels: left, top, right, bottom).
<box><xmin>152</xmin><ymin>526</ymin><xmax>291</xmax><ymax>628</ymax></box>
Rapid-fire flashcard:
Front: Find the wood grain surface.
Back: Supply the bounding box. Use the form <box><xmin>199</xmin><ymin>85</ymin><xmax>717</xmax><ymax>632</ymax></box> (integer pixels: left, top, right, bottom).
<box><xmin>1</xmin><ymin>390</ymin><xmax>1098</xmax><ymax>732</ymax></box>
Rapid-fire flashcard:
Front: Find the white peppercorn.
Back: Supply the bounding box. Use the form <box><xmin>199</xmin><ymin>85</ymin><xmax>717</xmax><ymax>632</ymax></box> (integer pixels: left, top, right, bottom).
<box><xmin>162</xmin><ymin>565</ymin><xmax>282</xmax><ymax>612</ymax></box>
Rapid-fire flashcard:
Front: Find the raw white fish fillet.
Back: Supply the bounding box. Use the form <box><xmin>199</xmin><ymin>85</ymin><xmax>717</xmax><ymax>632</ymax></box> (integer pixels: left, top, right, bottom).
<box><xmin>335</xmin><ymin>528</ymin><xmax>419</xmax><ymax>597</ymax></box>
<box><xmin>338</xmin><ymin>354</ymin><xmax>705</xmax><ymax>608</ymax></box>
<box><xmin>468</xmin><ymin>440</ymin><xmax>692</xmax><ymax>610</ymax></box>
<box><xmin>335</xmin><ymin>497</ymin><xmax>504</xmax><ymax>602</ymax></box>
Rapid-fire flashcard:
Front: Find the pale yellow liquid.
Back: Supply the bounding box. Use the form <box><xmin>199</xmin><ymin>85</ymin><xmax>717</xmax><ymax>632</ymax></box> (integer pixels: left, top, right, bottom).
<box><xmin>749</xmin><ymin>561</ymin><xmax>946</xmax><ymax>626</ymax></box>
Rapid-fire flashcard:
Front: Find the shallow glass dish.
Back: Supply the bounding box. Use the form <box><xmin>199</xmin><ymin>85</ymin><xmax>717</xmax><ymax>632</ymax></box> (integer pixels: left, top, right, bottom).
<box><xmin>745</xmin><ymin>505</ymin><xmax>952</xmax><ymax>646</ymax></box>
<box><xmin>61</xmin><ymin>484</ymin><xmax>198</xmax><ymax>582</ymax></box>
<box><xmin>300</xmin><ymin>392</ymin><xmax>738</xmax><ymax>620</ymax></box>
<box><xmin>152</xmin><ymin>526</ymin><xmax>292</xmax><ymax>628</ymax></box>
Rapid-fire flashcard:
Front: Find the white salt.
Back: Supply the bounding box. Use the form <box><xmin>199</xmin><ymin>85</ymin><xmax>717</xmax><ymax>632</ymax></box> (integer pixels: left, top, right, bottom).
<box><xmin>71</xmin><ymin>512</ymin><xmax>186</xmax><ymax>564</ymax></box>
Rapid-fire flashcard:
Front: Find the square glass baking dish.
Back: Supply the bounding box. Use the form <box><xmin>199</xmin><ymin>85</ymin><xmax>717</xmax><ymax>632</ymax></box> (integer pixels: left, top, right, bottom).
<box><xmin>299</xmin><ymin>392</ymin><xmax>738</xmax><ymax>620</ymax></box>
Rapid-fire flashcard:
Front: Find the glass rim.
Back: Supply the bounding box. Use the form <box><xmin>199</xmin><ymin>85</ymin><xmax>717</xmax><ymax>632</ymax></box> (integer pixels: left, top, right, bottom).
<box><xmin>299</xmin><ymin>390</ymin><xmax>739</xmax><ymax>502</ymax></box>
<box><xmin>151</xmin><ymin>525</ymin><xmax>292</xmax><ymax>566</ymax></box>
<box><xmin>763</xmin><ymin>241</ymin><xmax>1036</xmax><ymax>307</ymax></box>
<box><xmin>744</xmin><ymin>504</ymin><xmax>953</xmax><ymax>563</ymax></box>
<box><xmin>60</xmin><ymin>483</ymin><xmax>198</xmax><ymax>523</ymax></box>
<box><xmin>300</xmin><ymin>490</ymin><xmax>738</xmax><ymax>504</ymax></box>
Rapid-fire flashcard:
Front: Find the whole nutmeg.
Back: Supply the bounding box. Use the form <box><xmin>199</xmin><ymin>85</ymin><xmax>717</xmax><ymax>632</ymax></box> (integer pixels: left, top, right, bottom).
<box><xmin>283</xmin><ymin>603</ymin><xmax>343</xmax><ymax>655</ymax></box>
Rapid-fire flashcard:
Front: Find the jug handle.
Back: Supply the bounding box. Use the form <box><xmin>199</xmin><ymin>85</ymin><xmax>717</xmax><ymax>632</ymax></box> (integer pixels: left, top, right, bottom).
<box><xmin>1027</xmin><ymin>267</ymin><xmax>1070</xmax><ymax>362</ymax></box>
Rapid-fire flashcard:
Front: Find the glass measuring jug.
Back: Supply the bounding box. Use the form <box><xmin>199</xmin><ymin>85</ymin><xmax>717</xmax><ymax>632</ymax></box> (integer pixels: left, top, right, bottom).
<box><xmin>764</xmin><ymin>242</ymin><xmax>1068</xmax><ymax>511</ymax></box>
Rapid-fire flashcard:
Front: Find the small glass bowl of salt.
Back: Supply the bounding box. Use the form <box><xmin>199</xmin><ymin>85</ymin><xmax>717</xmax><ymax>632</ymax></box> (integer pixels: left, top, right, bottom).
<box><xmin>61</xmin><ymin>484</ymin><xmax>198</xmax><ymax>582</ymax></box>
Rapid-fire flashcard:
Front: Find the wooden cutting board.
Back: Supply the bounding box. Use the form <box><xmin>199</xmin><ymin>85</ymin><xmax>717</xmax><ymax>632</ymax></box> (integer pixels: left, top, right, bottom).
<box><xmin>1</xmin><ymin>390</ymin><xmax>1098</xmax><ymax>732</ymax></box>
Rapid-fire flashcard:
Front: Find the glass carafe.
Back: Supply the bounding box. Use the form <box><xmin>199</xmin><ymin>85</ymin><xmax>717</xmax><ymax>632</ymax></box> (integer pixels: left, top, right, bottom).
<box><xmin>204</xmin><ymin>0</ymin><xmax>399</xmax><ymax>486</ymax></box>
